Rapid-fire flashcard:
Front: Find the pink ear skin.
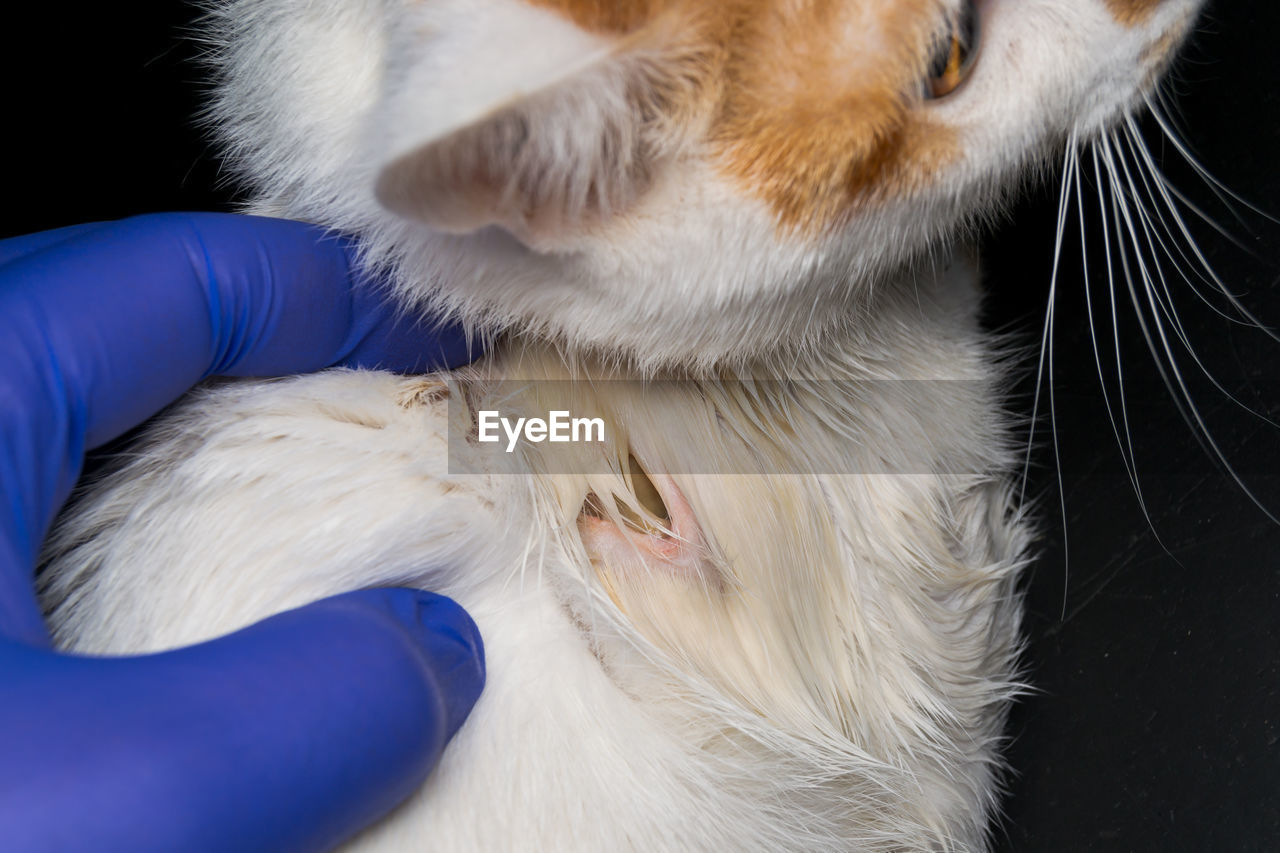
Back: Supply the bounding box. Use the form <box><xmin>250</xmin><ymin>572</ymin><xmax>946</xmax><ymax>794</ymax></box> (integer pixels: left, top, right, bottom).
<box><xmin>375</xmin><ymin>137</ymin><xmax>507</xmax><ymax>236</ymax></box>
<box><xmin>372</xmin><ymin>96</ymin><xmax>653</xmax><ymax>249</ymax></box>
<box><xmin>370</xmin><ymin>28</ymin><xmax>708</xmax><ymax>248</ymax></box>
<box><xmin>578</xmin><ymin>473</ymin><xmax>710</xmax><ymax>583</ymax></box>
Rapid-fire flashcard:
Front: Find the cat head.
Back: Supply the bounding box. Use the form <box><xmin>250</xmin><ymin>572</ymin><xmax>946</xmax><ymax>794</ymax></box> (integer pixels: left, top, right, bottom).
<box><xmin>208</xmin><ymin>0</ymin><xmax>1203</xmax><ymax>370</ymax></box>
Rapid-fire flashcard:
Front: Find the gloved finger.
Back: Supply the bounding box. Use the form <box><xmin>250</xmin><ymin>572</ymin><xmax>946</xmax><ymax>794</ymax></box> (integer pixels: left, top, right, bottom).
<box><xmin>0</xmin><ymin>213</ymin><xmax>478</xmax><ymax>644</ymax></box>
<box><xmin>0</xmin><ymin>212</ymin><xmax>472</xmax><ymax>449</ymax></box>
<box><xmin>0</xmin><ymin>587</ymin><xmax>484</xmax><ymax>853</ymax></box>
<box><xmin>0</xmin><ymin>222</ymin><xmax>113</xmax><ymax>268</ymax></box>
<box><xmin>337</xmin><ymin>269</ymin><xmax>481</xmax><ymax>375</ymax></box>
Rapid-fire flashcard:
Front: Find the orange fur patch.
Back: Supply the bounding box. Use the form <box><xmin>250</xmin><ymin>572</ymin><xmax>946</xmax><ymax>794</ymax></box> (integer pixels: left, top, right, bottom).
<box><xmin>711</xmin><ymin>0</ymin><xmax>952</xmax><ymax>233</ymax></box>
<box><xmin>1104</xmin><ymin>0</ymin><xmax>1164</xmax><ymax>27</ymax></box>
<box><xmin>527</xmin><ymin>0</ymin><xmax>672</xmax><ymax>34</ymax></box>
<box><xmin>529</xmin><ymin>0</ymin><xmax>956</xmax><ymax>235</ymax></box>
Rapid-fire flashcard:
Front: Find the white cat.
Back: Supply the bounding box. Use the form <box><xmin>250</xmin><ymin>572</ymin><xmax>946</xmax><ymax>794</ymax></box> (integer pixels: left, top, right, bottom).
<box><xmin>41</xmin><ymin>1</ymin><xmax>1204</xmax><ymax>850</ymax></box>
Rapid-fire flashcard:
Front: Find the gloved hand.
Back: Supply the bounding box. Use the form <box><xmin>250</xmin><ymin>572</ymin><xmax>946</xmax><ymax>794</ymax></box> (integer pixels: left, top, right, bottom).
<box><xmin>0</xmin><ymin>213</ymin><xmax>485</xmax><ymax>852</ymax></box>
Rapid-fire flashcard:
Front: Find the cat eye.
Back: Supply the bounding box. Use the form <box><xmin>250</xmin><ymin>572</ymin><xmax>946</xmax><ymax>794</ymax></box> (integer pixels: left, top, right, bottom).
<box><xmin>924</xmin><ymin>0</ymin><xmax>981</xmax><ymax>99</ymax></box>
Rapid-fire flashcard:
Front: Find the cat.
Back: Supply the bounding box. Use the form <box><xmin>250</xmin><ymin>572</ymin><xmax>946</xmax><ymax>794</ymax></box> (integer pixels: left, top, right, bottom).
<box><xmin>39</xmin><ymin>1</ymin><xmax>1205</xmax><ymax>850</ymax></box>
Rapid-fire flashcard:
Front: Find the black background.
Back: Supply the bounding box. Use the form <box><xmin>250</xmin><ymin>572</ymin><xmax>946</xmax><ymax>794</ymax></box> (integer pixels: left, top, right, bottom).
<box><xmin>3</xmin><ymin>3</ymin><xmax>1276</xmax><ymax>849</ymax></box>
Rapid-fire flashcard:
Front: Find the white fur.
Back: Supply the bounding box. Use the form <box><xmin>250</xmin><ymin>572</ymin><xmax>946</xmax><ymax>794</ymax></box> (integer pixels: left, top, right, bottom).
<box><xmin>43</xmin><ymin>1</ymin><xmax>1203</xmax><ymax>850</ymax></box>
<box><xmin>45</xmin><ymin>261</ymin><xmax>1028</xmax><ymax>851</ymax></box>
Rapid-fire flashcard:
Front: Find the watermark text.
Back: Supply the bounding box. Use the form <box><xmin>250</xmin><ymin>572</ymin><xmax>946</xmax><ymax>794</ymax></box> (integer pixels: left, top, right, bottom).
<box><xmin>477</xmin><ymin>410</ymin><xmax>607</xmax><ymax>453</ymax></box>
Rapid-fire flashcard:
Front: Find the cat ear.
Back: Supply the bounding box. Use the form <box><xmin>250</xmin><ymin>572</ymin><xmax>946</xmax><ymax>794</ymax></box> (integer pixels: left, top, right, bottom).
<box><xmin>373</xmin><ymin>10</ymin><xmax>706</xmax><ymax>246</ymax></box>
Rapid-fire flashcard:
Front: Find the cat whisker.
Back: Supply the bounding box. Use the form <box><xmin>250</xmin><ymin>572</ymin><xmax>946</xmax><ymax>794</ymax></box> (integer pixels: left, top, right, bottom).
<box><xmin>1077</xmin><ymin>143</ymin><xmax>1154</xmax><ymax>527</ymax></box>
<box><xmin>1144</xmin><ymin>94</ymin><xmax>1280</xmax><ymax>228</ymax></box>
<box><xmin>1140</xmin><ymin>154</ymin><xmax>1256</xmax><ymax>265</ymax></box>
<box><xmin>1129</xmin><ymin>112</ymin><xmax>1280</xmax><ymax>345</ymax></box>
<box><xmin>1116</xmin><ymin>123</ymin><xmax>1280</xmax><ymax>431</ymax></box>
<box><xmin>1025</xmin><ymin>133</ymin><xmax>1080</xmax><ymax>612</ymax></box>
<box><xmin>1100</xmin><ymin>131</ymin><xmax>1193</xmax><ymax>429</ymax></box>
<box><xmin>1095</xmin><ymin>173</ymin><xmax>1147</xmax><ymax>521</ymax></box>
<box><xmin>1021</xmin><ymin>137</ymin><xmax>1075</xmax><ymax>505</ymax></box>
<box><xmin>1100</xmin><ymin>131</ymin><xmax>1216</xmax><ymax>534</ymax></box>
<box><xmin>1099</xmin><ymin>130</ymin><xmax>1280</xmax><ymax>526</ymax></box>
<box><xmin>1049</xmin><ymin>131</ymin><xmax>1180</xmax><ymax>617</ymax></box>
<box><xmin>1112</xmin><ymin>128</ymin><xmax>1263</xmax><ymax>437</ymax></box>
<box><xmin>1117</xmin><ymin>120</ymin><xmax>1253</xmax><ymax>326</ymax></box>
<box><xmin>1112</xmin><ymin>128</ymin><xmax>1207</xmax><ymax>360</ymax></box>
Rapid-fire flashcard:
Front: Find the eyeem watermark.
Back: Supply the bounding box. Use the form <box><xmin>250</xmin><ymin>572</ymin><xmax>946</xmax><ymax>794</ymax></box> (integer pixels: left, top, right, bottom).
<box><xmin>477</xmin><ymin>410</ymin><xmax>607</xmax><ymax>453</ymax></box>
<box><xmin>448</xmin><ymin>378</ymin><xmax>1214</xmax><ymax>475</ymax></box>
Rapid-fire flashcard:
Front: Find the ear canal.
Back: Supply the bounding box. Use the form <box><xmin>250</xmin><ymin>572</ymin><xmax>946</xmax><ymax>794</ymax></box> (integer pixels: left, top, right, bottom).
<box><xmin>627</xmin><ymin>454</ymin><xmax>671</xmax><ymax>525</ymax></box>
<box><xmin>374</xmin><ymin>31</ymin><xmax>711</xmax><ymax>246</ymax></box>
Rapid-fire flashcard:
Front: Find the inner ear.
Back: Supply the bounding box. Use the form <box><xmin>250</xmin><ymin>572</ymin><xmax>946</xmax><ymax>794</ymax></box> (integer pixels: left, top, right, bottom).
<box><xmin>373</xmin><ymin>26</ymin><xmax>711</xmax><ymax>247</ymax></box>
<box><xmin>375</xmin><ymin>79</ymin><xmax>655</xmax><ymax>245</ymax></box>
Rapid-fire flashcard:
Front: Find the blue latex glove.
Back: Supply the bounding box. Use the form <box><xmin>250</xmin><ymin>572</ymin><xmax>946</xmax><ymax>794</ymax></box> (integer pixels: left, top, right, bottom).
<box><xmin>0</xmin><ymin>213</ymin><xmax>486</xmax><ymax>851</ymax></box>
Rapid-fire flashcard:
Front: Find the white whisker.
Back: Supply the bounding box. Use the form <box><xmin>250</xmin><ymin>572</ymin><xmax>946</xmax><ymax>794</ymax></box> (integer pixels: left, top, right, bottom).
<box><xmin>1025</xmin><ymin>135</ymin><xmax>1080</xmax><ymax>613</ymax></box>
<box><xmin>1151</xmin><ymin>172</ymin><xmax>1257</xmax><ymax>260</ymax></box>
<box><xmin>1089</xmin><ymin>146</ymin><xmax>1148</xmax><ymax>510</ymax></box>
<box><xmin>1127</xmin><ymin>114</ymin><xmax>1280</xmax><ymax>345</ymax></box>
<box><xmin>1116</xmin><ymin>119</ymin><xmax>1252</xmax><ymax>324</ymax></box>
<box><xmin>1101</xmin><ymin>131</ymin><xmax>1280</xmax><ymax>526</ymax></box>
<box><xmin>1077</xmin><ymin>142</ymin><xmax>1159</xmax><ymax>534</ymax></box>
<box><xmin>1144</xmin><ymin>95</ymin><xmax>1280</xmax><ymax>226</ymax></box>
<box><xmin>1117</xmin><ymin>122</ymin><xmax>1280</xmax><ymax>431</ymax></box>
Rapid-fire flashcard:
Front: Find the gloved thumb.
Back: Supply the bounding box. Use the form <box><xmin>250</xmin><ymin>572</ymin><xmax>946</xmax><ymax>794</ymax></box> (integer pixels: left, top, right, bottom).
<box><xmin>0</xmin><ymin>587</ymin><xmax>484</xmax><ymax>853</ymax></box>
